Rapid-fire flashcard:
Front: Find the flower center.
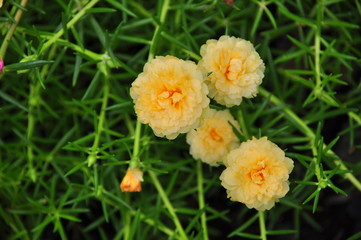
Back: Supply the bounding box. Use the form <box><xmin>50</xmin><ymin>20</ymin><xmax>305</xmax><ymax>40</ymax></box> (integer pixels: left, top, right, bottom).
<box><xmin>224</xmin><ymin>58</ymin><xmax>244</xmax><ymax>82</ymax></box>
<box><xmin>209</xmin><ymin>128</ymin><xmax>223</xmax><ymax>142</ymax></box>
<box><xmin>250</xmin><ymin>169</ymin><xmax>265</xmax><ymax>184</ymax></box>
<box><xmin>157</xmin><ymin>89</ymin><xmax>184</xmax><ymax>109</ymax></box>
<box><xmin>248</xmin><ymin>163</ymin><xmax>268</xmax><ymax>185</ymax></box>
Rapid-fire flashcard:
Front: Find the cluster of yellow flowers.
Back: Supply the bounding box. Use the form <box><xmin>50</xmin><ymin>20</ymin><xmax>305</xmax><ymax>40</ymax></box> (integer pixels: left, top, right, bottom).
<box><xmin>129</xmin><ymin>35</ymin><xmax>293</xmax><ymax>211</ymax></box>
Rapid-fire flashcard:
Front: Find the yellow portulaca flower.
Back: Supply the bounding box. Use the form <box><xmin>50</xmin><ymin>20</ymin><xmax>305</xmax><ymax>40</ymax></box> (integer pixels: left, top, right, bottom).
<box><xmin>199</xmin><ymin>35</ymin><xmax>265</xmax><ymax>107</ymax></box>
<box><xmin>220</xmin><ymin>137</ymin><xmax>293</xmax><ymax>211</ymax></box>
<box><xmin>120</xmin><ymin>168</ymin><xmax>143</xmax><ymax>192</ymax></box>
<box><xmin>130</xmin><ymin>56</ymin><xmax>209</xmax><ymax>139</ymax></box>
<box><xmin>186</xmin><ymin>108</ymin><xmax>240</xmax><ymax>166</ymax></box>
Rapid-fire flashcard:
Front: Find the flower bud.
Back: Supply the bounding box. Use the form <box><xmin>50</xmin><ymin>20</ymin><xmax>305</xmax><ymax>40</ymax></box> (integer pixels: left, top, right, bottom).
<box><xmin>120</xmin><ymin>168</ymin><xmax>143</xmax><ymax>192</ymax></box>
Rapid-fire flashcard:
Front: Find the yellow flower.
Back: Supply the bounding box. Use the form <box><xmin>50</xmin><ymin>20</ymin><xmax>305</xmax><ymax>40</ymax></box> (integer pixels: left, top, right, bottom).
<box><xmin>220</xmin><ymin>137</ymin><xmax>293</xmax><ymax>211</ymax></box>
<box><xmin>186</xmin><ymin>108</ymin><xmax>240</xmax><ymax>166</ymax></box>
<box><xmin>199</xmin><ymin>35</ymin><xmax>265</xmax><ymax>107</ymax></box>
<box><xmin>120</xmin><ymin>168</ymin><xmax>143</xmax><ymax>192</ymax></box>
<box><xmin>130</xmin><ymin>56</ymin><xmax>209</xmax><ymax>139</ymax></box>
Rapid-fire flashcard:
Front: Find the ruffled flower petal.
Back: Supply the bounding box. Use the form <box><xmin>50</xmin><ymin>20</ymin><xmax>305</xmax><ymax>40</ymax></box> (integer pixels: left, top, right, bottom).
<box><xmin>186</xmin><ymin>108</ymin><xmax>240</xmax><ymax>166</ymax></box>
<box><xmin>220</xmin><ymin>137</ymin><xmax>293</xmax><ymax>211</ymax></box>
<box><xmin>130</xmin><ymin>56</ymin><xmax>210</xmax><ymax>139</ymax></box>
<box><xmin>199</xmin><ymin>35</ymin><xmax>265</xmax><ymax>107</ymax></box>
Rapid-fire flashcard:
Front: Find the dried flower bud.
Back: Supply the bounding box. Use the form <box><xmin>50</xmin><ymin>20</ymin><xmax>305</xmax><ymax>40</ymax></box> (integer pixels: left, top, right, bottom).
<box><xmin>120</xmin><ymin>168</ymin><xmax>144</xmax><ymax>192</ymax></box>
<box><xmin>0</xmin><ymin>57</ymin><xmax>4</xmax><ymax>72</ymax></box>
<box><xmin>223</xmin><ymin>0</ymin><xmax>234</xmax><ymax>7</ymax></box>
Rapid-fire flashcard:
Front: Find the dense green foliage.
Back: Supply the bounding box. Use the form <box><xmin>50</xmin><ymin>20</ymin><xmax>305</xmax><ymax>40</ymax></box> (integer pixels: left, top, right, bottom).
<box><xmin>1</xmin><ymin>0</ymin><xmax>361</xmax><ymax>239</ymax></box>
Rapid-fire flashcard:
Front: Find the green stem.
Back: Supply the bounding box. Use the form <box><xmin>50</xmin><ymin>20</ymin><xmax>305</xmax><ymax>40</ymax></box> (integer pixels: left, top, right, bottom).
<box><xmin>26</xmin><ymin>44</ymin><xmax>58</xmax><ymax>182</ymax></box>
<box><xmin>39</xmin><ymin>34</ymin><xmax>102</xmax><ymax>61</ymax></box>
<box><xmin>124</xmin><ymin>114</ymin><xmax>135</xmax><ymax>136</ymax></box>
<box><xmin>123</xmin><ymin>193</ymin><xmax>131</xmax><ymax>240</ymax></box>
<box><xmin>197</xmin><ymin>160</ymin><xmax>208</xmax><ymax>240</ymax></box>
<box><xmin>27</xmin><ymin>82</ymin><xmax>36</xmax><ymax>182</ymax></box>
<box><xmin>148</xmin><ymin>171</ymin><xmax>188</xmax><ymax>240</ymax></box>
<box><xmin>148</xmin><ymin>0</ymin><xmax>170</xmax><ymax>61</ymax></box>
<box><xmin>39</xmin><ymin>0</ymin><xmax>100</xmax><ymax>55</ymax></box>
<box><xmin>129</xmin><ymin>120</ymin><xmax>141</xmax><ymax>169</ymax></box>
<box><xmin>159</xmin><ymin>0</ymin><xmax>170</xmax><ymax>23</ymax></box>
<box><xmin>259</xmin><ymin>87</ymin><xmax>361</xmax><ymax>191</ymax></box>
<box><xmin>314</xmin><ymin>1</ymin><xmax>322</xmax><ymax>90</ymax></box>
<box><xmin>238</xmin><ymin>106</ymin><xmax>250</xmax><ymax>140</ymax></box>
<box><xmin>87</xmin><ymin>70</ymin><xmax>110</xmax><ymax>167</ymax></box>
<box><xmin>258</xmin><ymin>211</ymin><xmax>267</xmax><ymax>240</ymax></box>
<box><xmin>0</xmin><ymin>0</ymin><xmax>29</xmax><ymax>59</ymax></box>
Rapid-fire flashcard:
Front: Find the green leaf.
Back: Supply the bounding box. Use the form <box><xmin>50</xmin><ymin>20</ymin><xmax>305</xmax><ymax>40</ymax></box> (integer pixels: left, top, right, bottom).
<box><xmin>34</xmin><ymin>68</ymin><xmax>46</xmax><ymax>89</ymax></box>
<box><xmin>323</xmin><ymin>20</ymin><xmax>359</xmax><ymax>29</ymax></box>
<box><xmin>8</xmin><ymin>0</ymin><xmax>28</xmax><ymax>11</ymax></box>
<box><xmin>263</xmin><ymin>5</ymin><xmax>277</xmax><ymax>29</ymax></box>
<box><xmin>328</xmin><ymin>183</ymin><xmax>348</xmax><ymax>196</ymax></box>
<box><xmin>250</xmin><ymin>6</ymin><xmax>263</xmax><ymax>39</ymax></box>
<box><xmin>72</xmin><ymin>55</ymin><xmax>82</xmax><ymax>86</ymax></box>
<box><xmin>322</xmin><ymin>136</ymin><xmax>339</xmax><ymax>155</ymax></box>
<box><xmin>294</xmin><ymin>181</ymin><xmax>318</xmax><ymax>186</ymax></box>
<box><xmin>312</xmin><ymin>190</ymin><xmax>320</xmax><ymax>213</ymax></box>
<box><xmin>89</xmin><ymin>16</ymin><xmax>106</xmax><ymax>47</ymax></box>
<box><xmin>86</xmin><ymin>7</ymin><xmax>118</xmax><ymax>13</ymax></box>
<box><xmin>31</xmin><ymin>216</ymin><xmax>53</xmax><ymax>233</ymax></box>
<box><xmin>4</xmin><ymin>60</ymin><xmax>54</xmax><ymax>71</ymax></box>
<box><xmin>228</xmin><ymin>214</ymin><xmax>259</xmax><ymax>237</ymax></box>
<box><xmin>275</xmin><ymin>49</ymin><xmax>309</xmax><ymax>64</ymax></box>
<box><xmin>64</xmin><ymin>161</ymin><xmax>87</xmax><ymax>177</ymax></box>
<box><xmin>0</xmin><ymin>90</ymin><xmax>29</xmax><ymax>112</ymax></box>
<box><xmin>105</xmin><ymin>0</ymin><xmax>137</xmax><ymax>17</ymax></box>
<box><xmin>231</xmin><ymin>232</ymin><xmax>261</xmax><ymax>239</ymax></box>
<box><xmin>277</xmin><ymin>2</ymin><xmax>316</xmax><ymax>28</ymax></box>
<box><xmin>101</xmin><ymin>200</ymin><xmax>109</xmax><ymax>222</ymax></box>
<box><xmin>287</xmin><ymin>35</ymin><xmax>313</xmax><ymax>53</ymax></box>
<box><xmin>267</xmin><ymin>229</ymin><xmax>297</xmax><ymax>235</ymax></box>
<box><xmin>347</xmin><ymin>231</ymin><xmax>361</xmax><ymax>240</ymax></box>
<box><xmin>59</xmin><ymin>214</ymin><xmax>81</xmax><ymax>222</ymax></box>
<box><xmin>102</xmin><ymin>191</ymin><xmax>132</xmax><ymax>210</ymax></box>
<box><xmin>303</xmin><ymin>188</ymin><xmax>320</xmax><ymax>205</ymax></box>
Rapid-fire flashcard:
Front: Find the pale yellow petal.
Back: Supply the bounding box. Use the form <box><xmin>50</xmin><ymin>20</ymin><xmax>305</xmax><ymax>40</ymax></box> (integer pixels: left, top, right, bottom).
<box><xmin>199</xmin><ymin>36</ymin><xmax>265</xmax><ymax>107</ymax></box>
<box><xmin>186</xmin><ymin>108</ymin><xmax>240</xmax><ymax>166</ymax></box>
<box><xmin>220</xmin><ymin>137</ymin><xmax>294</xmax><ymax>211</ymax></box>
<box><xmin>130</xmin><ymin>56</ymin><xmax>210</xmax><ymax>139</ymax></box>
